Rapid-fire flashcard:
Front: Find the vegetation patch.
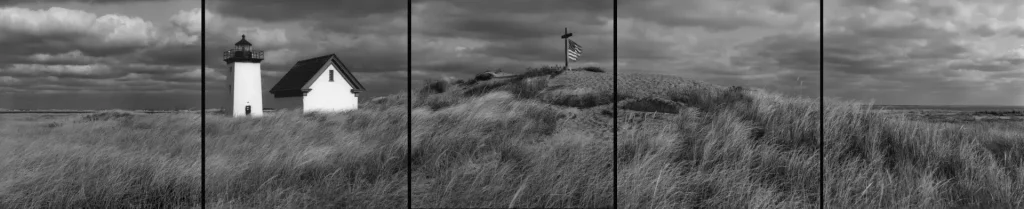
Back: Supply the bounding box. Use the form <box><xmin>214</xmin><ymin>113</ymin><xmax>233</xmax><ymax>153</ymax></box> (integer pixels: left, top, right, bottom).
<box><xmin>619</xmin><ymin>97</ymin><xmax>680</xmax><ymax>114</ymax></box>
<box><xmin>539</xmin><ymin>87</ymin><xmax>613</xmax><ymax>108</ymax></box>
<box><xmin>825</xmin><ymin>101</ymin><xmax>1024</xmax><ymax>208</ymax></box>
<box><xmin>0</xmin><ymin>113</ymin><xmax>200</xmax><ymax>208</ymax></box>
<box><xmin>617</xmin><ymin>77</ymin><xmax>821</xmax><ymax>208</ymax></box>
<box><xmin>77</xmin><ymin>110</ymin><xmax>136</xmax><ymax>122</ymax></box>
<box><xmin>205</xmin><ymin>107</ymin><xmax>407</xmax><ymax>208</ymax></box>
<box><xmin>420</xmin><ymin>79</ymin><xmax>451</xmax><ymax>95</ymax></box>
<box><xmin>578</xmin><ymin>66</ymin><xmax>606</xmax><ymax>73</ymax></box>
<box><xmin>410</xmin><ymin>67</ymin><xmax>612</xmax><ymax>208</ymax></box>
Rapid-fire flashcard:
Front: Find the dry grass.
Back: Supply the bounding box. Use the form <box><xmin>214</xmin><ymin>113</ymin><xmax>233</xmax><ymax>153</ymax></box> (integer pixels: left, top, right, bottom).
<box><xmin>0</xmin><ymin>111</ymin><xmax>201</xmax><ymax>208</ymax></box>
<box><xmin>616</xmin><ymin>73</ymin><xmax>721</xmax><ymax>99</ymax></box>
<box><xmin>411</xmin><ymin>69</ymin><xmax>613</xmax><ymax>208</ymax></box>
<box><xmin>203</xmin><ymin>96</ymin><xmax>408</xmax><ymax>208</ymax></box>
<box><xmin>825</xmin><ymin>101</ymin><xmax>1024</xmax><ymax>208</ymax></box>
<box><xmin>889</xmin><ymin>108</ymin><xmax>1024</xmax><ymax>124</ymax></box>
<box><xmin>616</xmin><ymin>74</ymin><xmax>820</xmax><ymax>208</ymax></box>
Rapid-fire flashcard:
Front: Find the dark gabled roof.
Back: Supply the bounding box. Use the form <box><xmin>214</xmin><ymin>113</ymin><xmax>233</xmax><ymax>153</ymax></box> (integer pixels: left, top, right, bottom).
<box><xmin>235</xmin><ymin>35</ymin><xmax>252</xmax><ymax>46</ymax></box>
<box><xmin>269</xmin><ymin>54</ymin><xmax>366</xmax><ymax>97</ymax></box>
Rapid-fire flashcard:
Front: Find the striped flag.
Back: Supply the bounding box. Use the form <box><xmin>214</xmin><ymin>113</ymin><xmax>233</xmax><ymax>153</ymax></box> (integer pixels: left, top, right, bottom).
<box><xmin>567</xmin><ymin>39</ymin><xmax>582</xmax><ymax>62</ymax></box>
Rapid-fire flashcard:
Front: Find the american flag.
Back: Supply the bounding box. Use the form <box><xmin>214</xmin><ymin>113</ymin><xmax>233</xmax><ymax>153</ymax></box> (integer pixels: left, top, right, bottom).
<box><xmin>567</xmin><ymin>39</ymin><xmax>582</xmax><ymax>62</ymax></box>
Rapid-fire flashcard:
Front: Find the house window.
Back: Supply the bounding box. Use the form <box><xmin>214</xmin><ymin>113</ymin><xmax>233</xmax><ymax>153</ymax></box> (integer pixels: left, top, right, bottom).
<box><xmin>329</xmin><ymin>70</ymin><xmax>334</xmax><ymax>82</ymax></box>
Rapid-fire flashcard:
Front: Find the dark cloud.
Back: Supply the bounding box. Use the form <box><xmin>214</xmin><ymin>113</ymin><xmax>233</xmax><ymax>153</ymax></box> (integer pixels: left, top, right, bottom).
<box><xmin>625</xmin><ymin>12</ymin><xmax>764</xmax><ymax>32</ymax></box>
<box><xmin>415</xmin><ymin>0</ymin><xmax>611</xmax><ymax>41</ymax></box>
<box><xmin>731</xmin><ymin>33</ymin><xmax>821</xmax><ymax>73</ymax></box>
<box><xmin>131</xmin><ymin>45</ymin><xmax>203</xmax><ymax>66</ymax></box>
<box><xmin>467</xmin><ymin>37</ymin><xmax>612</xmax><ymax>64</ymax></box>
<box><xmin>0</xmin><ymin>33</ymin><xmax>148</xmax><ymax>58</ymax></box>
<box><xmin>412</xmin><ymin>0</ymin><xmax>613</xmax><ymax>82</ymax></box>
<box><xmin>620</xmin><ymin>0</ymin><xmax>812</xmax><ymax>32</ymax></box>
<box><xmin>212</xmin><ymin>0</ymin><xmax>404</xmax><ymax>22</ymax></box>
<box><xmin>824</xmin><ymin>0</ymin><xmax>1024</xmax><ymax>105</ymax></box>
<box><xmin>417</xmin><ymin>0</ymin><xmax>611</xmax><ymax>14</ymax></box>
<box><xmin>424</xmin><ymin>16</ymin><xmax>556</xmax><ymax>41</ymax></box>
<box><xmin>2</xmin><ymin>92</ymin><xmax>200</xmax><ymax>110</ymax></box>
<box><xmin>0</xmin><ymin>4</ymin><xmax>201</xmax><ymax>110</ymax></box>
<box><xmin>616</xmin><ymin>38</ymin><xmax>676</xmax><ymax>61</ymax></box>
<box><xmin>0</xmin><ymin>0</ymin><xmax>166</xmax><ymax>5</ymax></box>
<box><xmin>619</xmin><ymin>0</ymin><xmax>820</xmax><ymax>97</ymax></box>
<box><xmin>948</xmin><ymin>57</ymin><xmax>1024</xmax><ymax>72</ymax></box>
<box><xmin>0</xmin><ymin>63</ymin><xmax>121</xmax><ymax>78</ymax></box>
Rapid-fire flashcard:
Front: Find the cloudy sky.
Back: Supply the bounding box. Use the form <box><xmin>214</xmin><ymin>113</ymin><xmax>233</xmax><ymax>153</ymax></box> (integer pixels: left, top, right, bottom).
<box><xmin>411</xmin><ymin>0</ymin><xmax>613</xmax><ymax>86</ymax></box>
<box><xmin>0</xmin><ymin>0</ymin><xmax>200</xmax><ymax>110</ymax></box>
<box><xmin>825</xmin><ymin>0</ymin><xmax>1024</xmax><ymax>106</ymax></box>
<box><xmin>204</xmin><ymin>0</ymin><xmax>407</xmax><ymax>109</ymax></box>
<box><xmin>619</xmin><ymin>0</ymin><xmax>821</xmax><ymax>98</ymax></box>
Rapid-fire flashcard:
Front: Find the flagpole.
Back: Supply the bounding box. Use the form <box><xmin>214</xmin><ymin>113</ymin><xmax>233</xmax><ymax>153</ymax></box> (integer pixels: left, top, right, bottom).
<box><xmin>564</xmin><ymin>27</ymin><xmax>569</xmax><ymax>70</ymax></box>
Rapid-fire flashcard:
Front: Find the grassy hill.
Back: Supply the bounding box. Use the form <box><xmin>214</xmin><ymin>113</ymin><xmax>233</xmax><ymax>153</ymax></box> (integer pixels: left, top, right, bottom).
<box><xmin>411</xmin><ymin>66</ymin><xmax>614</xmax><ymax>208</ymax></box>
<box><xmin>411</xmin><ymin>68</ymin><xmax>825</xmax><ymax>208</ymax></box>
<box><xmin>614</xmin><ymin>72</ymin><xmax>1023</xmax><ymax>207</ymax></box>
<box><xmin>825</xmin><ymin>101</ymin><xmax>1024</xmax><ymax>207</ymax></box>
<box><xmin>615</xmin><ymin>73</ymin><xmax>821</xmax><ymax>208</ymax></box>
<box><xmin>203</xmin><ymin>94</ymin><xmax>407</xmax><ymax>208</ymax></box>
<box><xmin>0</xmin><ymin>111</ymin><xmax>200</xmax><ymax>208</ymax></box>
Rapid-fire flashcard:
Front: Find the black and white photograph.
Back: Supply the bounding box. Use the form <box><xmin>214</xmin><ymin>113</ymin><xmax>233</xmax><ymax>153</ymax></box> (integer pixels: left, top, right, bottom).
<box><xmin>201</xmin><ymin>0</ymin><xmax>407</xmax><ymax>207</ymax></box>
<box><xmin>617</xmin><ymin>0</ymin><xmax>821</xmax><ymax>208</ymax></box>
<box><xmin>824</xmin><ymin>0</ymin><xmax>1024</xmax><ymax>207</ymax></box>
<box><xmin>3</xmin><ymin>0</ymin><xmax>1023</xmax><ymax>208</ymax></box>
<box><xmin>0</xmin><ymin>0</ymin><xmax>201</xmax><ymax>207</ymax></box>
<box><xmin>410</xmin><ymin>0</ymin><xmax>613</xmax><ymax>208</ymax></box>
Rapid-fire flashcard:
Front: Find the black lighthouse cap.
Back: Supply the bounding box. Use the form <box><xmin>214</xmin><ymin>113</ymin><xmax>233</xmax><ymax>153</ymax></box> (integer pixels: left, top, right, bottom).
<box><xmin>235</xmin><ymin>35</ymin><xmax>252</xmax><ymax>46</ymax></box>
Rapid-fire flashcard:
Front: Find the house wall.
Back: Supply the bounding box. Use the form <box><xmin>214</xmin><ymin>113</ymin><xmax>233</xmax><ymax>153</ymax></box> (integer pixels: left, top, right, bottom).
<box><xmin>274</xmin><ymin>96</ymin><xmax>303</xmax><ymax>111</ymax></box>
<box><xmin>229</xmin><ymin>62</ymin><xmax>263</xmax><ymax>117</ymax></box>
<box><xmin>303</xmin><ymin>64</ymin><xmax>358</xmax><ymax>112</ymax></box>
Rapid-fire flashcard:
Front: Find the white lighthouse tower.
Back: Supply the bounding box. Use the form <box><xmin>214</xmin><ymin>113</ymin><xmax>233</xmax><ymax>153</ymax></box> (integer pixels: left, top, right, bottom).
<box><xmin>224</xmin><ymin>35</ymin><xmax>264</xmax><ymax>117</ymax></box>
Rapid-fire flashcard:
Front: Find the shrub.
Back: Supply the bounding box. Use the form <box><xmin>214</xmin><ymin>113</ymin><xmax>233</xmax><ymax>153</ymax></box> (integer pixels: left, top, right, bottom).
<box><xmin>540</xmin><ymin>88</ymin><xmax>613</xmax><ymax>108</ymax></box>
<box><xmin>474</xmin><ymin>72</ymin><xmax>494</xmax><ymax>81</ymax></box>
<box><xmin>667</xmin><ymin>86</ymin><xmax>752</xmax><ymax>114</ymax></box>
<box><xmin>463</xmin><ymin>79</ymin><xmax>513</xmax><ymax>97</ymax></box>
<box><xmin>416</xmin><ymin>94</ymin><xmax>465</xmax><ymax>111</ymax></box>
<box><xmin>362</xmin><ymin>94</ymin><xmax>408</xmax><ymax>111</ymax></box>
<box><xmin>619</xmin><ymin>97</ymin><xmax>679</xmax><ymax>114</ymax></box>
<box><xmin>420</xmin><ymin>79</ymin><xmax>450</xmax><ymax>95</ymax></box>
<box><xmin>578</xmin><ymin>66</ymin><xmax>605</xmax><ymax>73</ymax></box>
<box><xmin>78</xmin><ymin>110</ymin><xmax>135</xmax><ymax>122</ymax></box>
<box><xmin>506</xmin><ymin>77</ymin><xmax>549</xmax><ymax>99</ymax></box>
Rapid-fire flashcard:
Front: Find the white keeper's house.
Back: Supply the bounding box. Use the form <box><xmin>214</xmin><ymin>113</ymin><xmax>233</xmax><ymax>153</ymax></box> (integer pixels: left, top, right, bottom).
<box><xmin>269</xmin><ymin>53</ymin><xmax>365</xmax><ymax>112</ymax></box>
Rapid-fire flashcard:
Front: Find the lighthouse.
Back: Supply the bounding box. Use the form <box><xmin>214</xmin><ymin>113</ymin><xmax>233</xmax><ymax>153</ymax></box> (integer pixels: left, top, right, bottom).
<box><xmin>224</xmin><ymin>35</ymin><xmax>265</xmax><ymax>117</ymax></box>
